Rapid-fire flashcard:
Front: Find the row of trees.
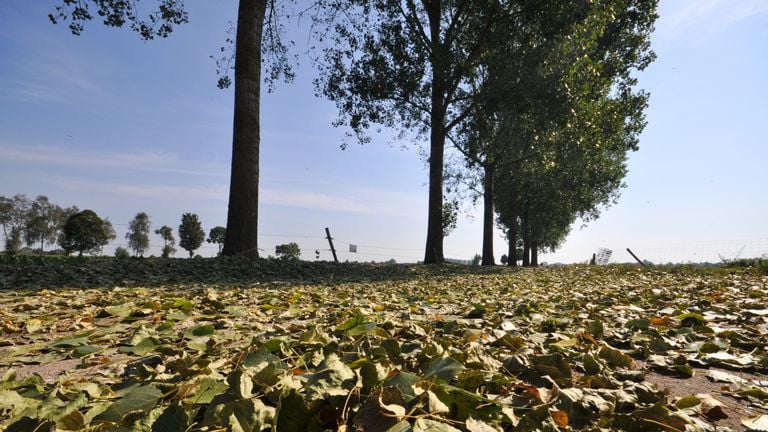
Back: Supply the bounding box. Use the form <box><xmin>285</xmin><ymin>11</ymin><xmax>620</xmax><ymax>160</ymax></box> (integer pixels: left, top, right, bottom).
<box><xmin>0</xmin><ymin>194</ymin><xmax>79</xmax><ymax>254</ymax></box>
<box><xmin>49</xmin><ymin>0</ymin><xmax>658</xmax><ymax>264</ymax></box>
<box><xmin>123</xmin><ymin>211</ymin><xmax>225</xmax><ymax>258</ymax></box>
<box><xmin>1</xmin><ymin>194</ymin><xmax>224</xmax><ymax>258</ymax></box>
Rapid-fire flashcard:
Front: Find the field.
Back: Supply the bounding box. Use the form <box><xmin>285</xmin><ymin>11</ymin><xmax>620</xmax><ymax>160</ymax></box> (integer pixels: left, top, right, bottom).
<box><xmin>1</xmin><ymin>261</ymin><xmax>767</xmax><ymax>431</ymax></box>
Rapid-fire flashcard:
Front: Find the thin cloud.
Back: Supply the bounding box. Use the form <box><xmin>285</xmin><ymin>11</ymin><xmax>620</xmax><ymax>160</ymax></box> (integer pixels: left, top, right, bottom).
<box><xmin>46</xmin><ymin>176</ymin><xmax>229</xmax><ymax>201</ymax></box>
<box><xmin>659</xmin><ymin>0</ymin><xmax>768</xmax><ymax>39</ymax></box>
<box><xmin>0</xmin><ymin>144</ymin><xmax>228</xmax><ymax>178</ymax></box>
<box><xmin>36</xmin><ymin>173</ymin><xmax>422</xmax><ymax>216</ymax></box>
<box><xmin>261</xmin><ymin>189</ymin><xmax>373</xmax><ymax>214</ymax></box>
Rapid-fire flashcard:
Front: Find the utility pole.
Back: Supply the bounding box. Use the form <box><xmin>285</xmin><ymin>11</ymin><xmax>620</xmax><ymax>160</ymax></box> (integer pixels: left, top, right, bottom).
<box><xmin>325</xmin><ymin>227</ymin><xmax>339</xmax><ymax>263</ymax></box>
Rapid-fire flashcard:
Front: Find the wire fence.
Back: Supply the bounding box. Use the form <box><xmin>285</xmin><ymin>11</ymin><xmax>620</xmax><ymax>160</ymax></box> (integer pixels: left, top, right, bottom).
<box><xmin>605</xmin><ymin>237</ymin><xmax>768</xmax><ymax>265</ymax></box>
<box><xmin>4</xmin><ymin>222</ymin><xmax>767</xmax><ymax>265</ymax></box>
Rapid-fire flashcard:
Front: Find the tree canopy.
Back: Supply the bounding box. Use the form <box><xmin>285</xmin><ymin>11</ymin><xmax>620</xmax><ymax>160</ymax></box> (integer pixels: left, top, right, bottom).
<box><xmin>59</xmin><ymin>210</ymin><xmax>116</xmax><ymax>256</ymax></box>
<box><xmin>179</xmin><ymin>213</ymin><xmax>205</xmax><ymax>258</ymax></box>
<box><xmin>127</xmin><ymin>212</ymin><xmax>151</xmax><ymax>257</ymax></box>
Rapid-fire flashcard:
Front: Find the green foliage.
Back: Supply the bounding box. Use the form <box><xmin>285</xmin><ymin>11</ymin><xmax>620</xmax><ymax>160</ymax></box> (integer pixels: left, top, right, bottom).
<box><xmin>48</xmin><ymin>0</ymin><xmax>188</xmax><ymax>40</ymax></box>
<box><xmin>275</xmin><ymin>242</ymin><xmax>300</xmax><ymax>260</ymax></box>
<box><xmin>178</xmin><ymin>213</ymin><xmax>204</xmax><ymax>258</ymax></box>
<box><xmin>155</xmin><ymin>225</ymin><xmax>176</xmax><ymax>258</ymax></box>
<box><xmin>442</xmin><ymin>200</ymin><xmax>459</xmax><ymax>239</ymax></box>
<box><xmin>127</xmin><ymin>212</ymin><xmax>151</xmax><ymax>256</ymax></box>
<box><xmin>206</xmin><ymin>226</ymin><xmax>226</xmax><ymax>256</ymax></box>
<box><xmin>1</xmin><ymin>194</ymin><xmax>30</xmax><ymax>254</ymax></box>
<box><xmin>315</xmin><ymin>2</ymin><xmax>509</xmax><ymax>263</ymax></box>
<box><xmin>114</xmin><ymin>246</ymin><xmax>131</xmax><ymax>260</ymax></box>
<box><xmin>58</xmin><ymin>209</ymin><xmax>115</xmax><ymax>256</ymax></box>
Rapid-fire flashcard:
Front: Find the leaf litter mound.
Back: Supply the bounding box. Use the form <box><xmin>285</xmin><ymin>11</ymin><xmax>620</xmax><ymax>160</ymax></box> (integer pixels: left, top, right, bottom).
<box><xmin>1</xmin><ymin>265</ymin><xmax>767</xmax><ymax>431</ymax></box>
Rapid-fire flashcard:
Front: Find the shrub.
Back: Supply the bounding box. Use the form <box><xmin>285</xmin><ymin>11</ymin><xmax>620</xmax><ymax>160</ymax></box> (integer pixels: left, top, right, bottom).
<box><xmin>275</xmin><ymin>243</ymin><xmax>301</xmax><ymax>260</ymax></box>
<box><xmin>114</xmin><ymin>247</ymin><xmax>130</xmax><ymax>260</ymax></box>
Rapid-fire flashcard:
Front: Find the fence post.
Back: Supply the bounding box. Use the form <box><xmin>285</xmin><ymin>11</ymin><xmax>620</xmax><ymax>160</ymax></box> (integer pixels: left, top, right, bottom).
<box><xmin>626</xmin><ymin>248</ymin><xmax>646</xmax><ymax>266</ymax></box>
<box><xmin>325</xmin><ymin>227</ymin><xmax>339</xmax><ymax>263</ymax></box>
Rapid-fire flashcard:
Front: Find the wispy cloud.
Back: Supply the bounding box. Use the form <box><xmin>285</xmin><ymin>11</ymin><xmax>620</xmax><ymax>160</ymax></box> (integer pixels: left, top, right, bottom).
<box><xmin>45</xmin><ymin>176</ymin><xmax>229</xmax><ymax>201</ymax></box>
<box><xmin>33</xmin><ymin>172</ymin><xmax>422</xmax><ymax>216</ymax></box>
<box><xmin>0</xmin><ymin>144</ymin><xmax>228</xmax><ymax>178</ymax></box>
<box><xmin>261</xmin><ymin>189</ymin><xmax>373</xmax><ymax>214</ymax></box>
<box><xmin>659</xmin><ymin>0</ymin><xmax>768</xmax><ymax>39</ymax></box>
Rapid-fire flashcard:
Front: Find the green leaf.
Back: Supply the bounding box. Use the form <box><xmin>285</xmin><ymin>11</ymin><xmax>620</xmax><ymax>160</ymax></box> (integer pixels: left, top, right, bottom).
<box><xmin>183</xmin><ymin>378</ymin><xmax>229</xmax><ymax>405</ymax></box>
<box><xmin>414</xmin><ymin>418</ymin><xmax>463</xmax><ymax>431</ymax></box>
<box><xmin>384</xmin><ymin>372</ymin><xmax>421</xmax><ymax>402</ymax></box>
<box><xmin>274</xmin><ymin>388</ymin><xmax>310</xmax><ymax>432</ymax></box>
<box><xmin>93</xmin><ymin>384</ymin><xmax>163</xmax><ymax>423</ymax></box>
<box><xmin>56</xmin><ymin>409</ymin><xmax>86</xmax><ymax>431</ymax></box>
<box><xmin>424</xmin><ymin>357</ymin><xmax>465</xmax><ymax>382</ymax></box>
<box><xmin>677</xmin><ymin>313</ymin><xmax>706</xmax><ymax>327</ymax></box>
<box><xmin>188</xmin><ymin>324</ymin><xmax>215</xmax><ymax>337</ymax></box>
<box><xmin>675</xmin><ymin>395</ymin><xmax>701</xmax><ymax>409</ymax></box>
<box><xmin>304</xmin><ymin>353</ymin><xmax>357</xmax><ymax>400</ymax></box>
<box><xmin>152</xmin><ymin>403</ymin><xmax>188</xmax><ymax>432</ymax></box>
<box><xmin>598</xmin><ymin>345</ymin><xmax>633</xmax><ymax>368</ymax></box>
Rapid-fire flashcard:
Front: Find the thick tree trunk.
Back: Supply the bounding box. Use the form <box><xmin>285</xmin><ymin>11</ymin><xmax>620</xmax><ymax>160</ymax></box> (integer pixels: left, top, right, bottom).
<box><xmin>222</xmin><ymin>0</ymin><xmax>265</xmax><ymax>258</ymax></box>
<box><xmin>423</xmin><ymin>1</ymin><xmax>445</xmax><ymax>264</ymax></box>
<box><xmin>481</xmin><ymin>163</ymin><xmax>495</xmax><ymax>266</ymax></box>
<box><xmin>531</xmin><ymin>240</ymin><xmax>538</xmax><ymax>267</ymax></box>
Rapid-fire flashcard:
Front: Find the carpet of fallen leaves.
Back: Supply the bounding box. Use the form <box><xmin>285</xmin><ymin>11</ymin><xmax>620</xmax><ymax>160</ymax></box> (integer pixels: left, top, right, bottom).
<box><xmin>1</xmin><ymin>263</ymin><xmax>768</xmax><ymax>431</ymax></box>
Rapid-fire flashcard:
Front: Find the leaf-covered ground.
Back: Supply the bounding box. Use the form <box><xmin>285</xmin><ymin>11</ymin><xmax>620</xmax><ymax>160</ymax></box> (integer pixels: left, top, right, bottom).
<box><xmin>1</xmin><ymin>265</ymin><xmax>767</xmax><ymax>431</ymax></box>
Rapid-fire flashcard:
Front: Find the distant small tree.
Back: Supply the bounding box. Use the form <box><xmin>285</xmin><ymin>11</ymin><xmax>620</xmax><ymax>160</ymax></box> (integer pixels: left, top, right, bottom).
<box><xmin>154</xmin><ymin>225</ymin><xmax>176</xmax><ymax>258</ymax></box>
<box><xmin>178</xmin><ymin>213</ymin><xmax>204</xmax><ymax>258</ymax></box>
<box><xmin>59</xmin><ymin>210</ymin><xmax>115</xmax><ymax>256</ymax></box>
<box><xmin>275</xmin><ymin>242</ymin><xmax>300</xmax><ymax>260</ymax></box>
<box><xmin>207</xmin><ymin>226</ymin><xmax>226</xmax><ymax>256</ymax></box>
<box><xmin>471</xmin><ymin>254</ymin><xmax>482</xmax><ymax>266</ymax></box>
<box><xmin>114</xmin><ymin>246</ymin><xmax>130</xmax><ymax>260</ymax></box>
<box><xmin>4</xmin><ymin>228</ymin><xmax>22</xmax><ymax>255</ymax></box>
<box><xmin>500</xmin><ymin>254</ymin><xmax>508</xmax><ymax>265</ymax></box>
<box><xmin>24</xmin><ymin>196</ymin><xmax>65</xmax><ymax>254</ymax></box>
<box><xmin>1</xmin><ymin>194</ymin><xmax>31</xmax><ymax>254</ymax></box>
<box><xmin>126</xmin><ymin>212</ymin><xmax>151</xmax><ymax>256</ymax></box>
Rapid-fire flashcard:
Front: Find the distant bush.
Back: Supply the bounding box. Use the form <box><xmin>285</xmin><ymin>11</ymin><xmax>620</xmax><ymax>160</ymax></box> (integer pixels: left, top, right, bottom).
<box><xmin>724</xmin><ymin>257</ymin><xmax>768</xmax><ymax>274</ymax></box>
<box><xmin>114</xmin><ymin>247</ymin><xmax>130</xmax><ymax>260</ymax></box>
<box><xmin>275</xmin><ymin>243</ymin><xmax>301</xmax><ymax>260</ymax></box>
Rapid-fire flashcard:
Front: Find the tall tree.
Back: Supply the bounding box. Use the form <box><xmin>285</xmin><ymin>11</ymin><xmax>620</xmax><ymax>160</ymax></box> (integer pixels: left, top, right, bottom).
<box><xmin>179</xmin><ymin>212</ymin><xmax>205</xmax><ymax>258</ymax></box>
<box><xmin>316</xmin><ymin>1</ymin><xmax>503</xmax><ymax>263</ymax></box>
<box><xmin>451</xmin><ymin>0</ymin><xmax>656</xmax><ymax>266</ymax></box>
<box><xmin>126</xmin><ymin>212</ymin><xmax>151</xmax><ymax>256</ymax></box>
<box><xmin>50</xmin><ymin>0</ymin><xmax>293</xmax><ymax>258</ymax></box>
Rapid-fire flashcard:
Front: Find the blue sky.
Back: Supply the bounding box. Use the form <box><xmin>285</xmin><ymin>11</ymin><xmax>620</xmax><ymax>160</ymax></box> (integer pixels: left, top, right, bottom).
<box><xmin>1</xmin><ymin>1</ymin><xmax>766</xmax><ymax>263</ymax></box>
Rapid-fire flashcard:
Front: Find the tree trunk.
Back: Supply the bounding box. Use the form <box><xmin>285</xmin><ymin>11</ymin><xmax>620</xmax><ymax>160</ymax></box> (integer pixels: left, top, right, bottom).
<box><xmin>222</xmin><ymin>0</ymin><xmax>266</xmax><ymax>258</ymax></box>
<box><xmin>522</xmin><ymin>217</ymin><xmax>530</xmax><ymax>267</ymax></box>
<box><xmin>531</xmin><ymin>240</ymin><xmax>538</xmax><ymax>267</ymax></box>
<box><xmin>423</xmin><ymin>1</ymin><xmax>445</xmax><ymax>264</ymax></box>
<box><xmin>481</xmin><ymin>163</ymin><xmax>495</xmax><ymax>266</ymax></box>
<box><xmin>507</xmin><ymin>227</ymin><xmax>516</xmax><ymax>267</ymax></box>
